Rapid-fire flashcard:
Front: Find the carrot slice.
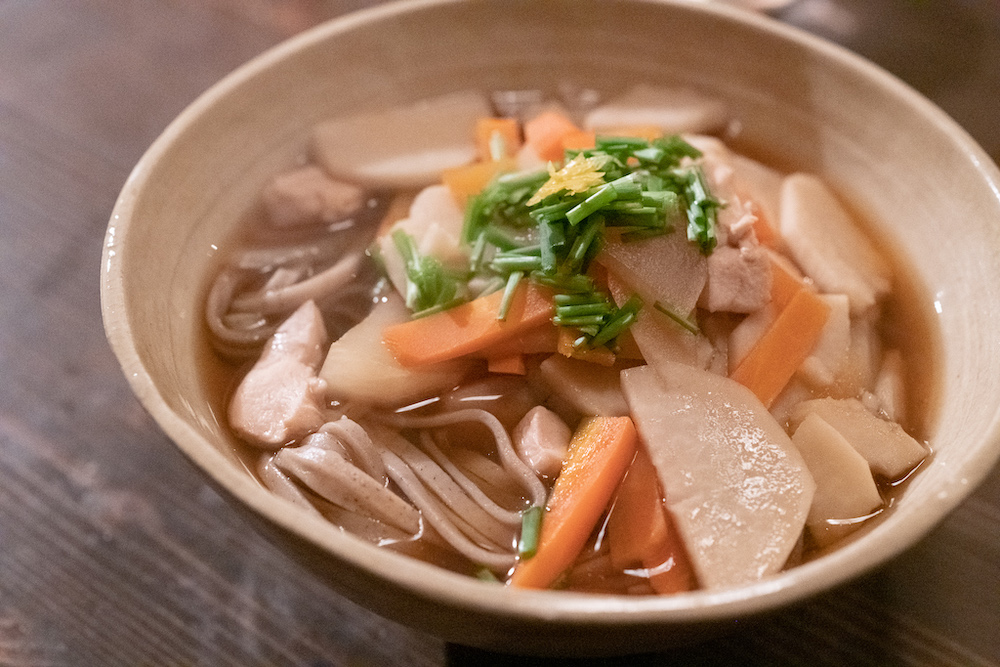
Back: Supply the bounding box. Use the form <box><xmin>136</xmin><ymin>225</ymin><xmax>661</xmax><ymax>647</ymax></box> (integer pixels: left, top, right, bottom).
<box><xmin>607</xmin><ymin>447</ymin><xmax>667</xmax><ymax>570</ymax></box>
<box><xmin>605</xmin><ymin>446</ymin><xmax>697</xmax><ymax>594</ymax></box>
<box><xmin>475</xmin><ymin>117</ymin><xmax>521</xmax><ymax>161</ymax></box>
<box><xmin>643</xmin><ymin>527</ymin><xmax>697</xmax><ymax>595</ymax></box>
<box><xmin>768</xmin><ymin>250</ymin><xmax>806</xmax><ymax>311</ymax></box>
<box><xmin>524</xmin><ymin>110</ymin><xmax>580</xmax><ymax>163</ymax></box>
<box><xmin>487</xmin><ymin>353</ymin><xmax>527</xmax><ymax>375</ymax></box>
<box><xmin>729</xmin><ymin>286</ymin><xmax>831</xmax><ymax>407</ymax></box>
<box><xmin>442</xmin><ymin>158</ymin><xmax>516</xmax><ymax>201</ymax></box>
<box><xmin>599</xmin><ymin>125</ymin><xmax>663</xmax><ymax>142</ymax></box>
<box><xmin>382</xmin><ymin>283</ymin><xmax>554</xmax><ymax>366</ymax></box>
<box><xmin>556</xmin><ymin>328</ymin><xmax>617</xmax><ymax>367</ymax></box>
<box><xmin>510</xmin><ymin>416</ymin><xmax>638</xmax><ymax>590</ymax></box>
<box><xmin>560</xmin><ymin>129</ymin><xmax>596</xmax><ymax>152</ymax></box>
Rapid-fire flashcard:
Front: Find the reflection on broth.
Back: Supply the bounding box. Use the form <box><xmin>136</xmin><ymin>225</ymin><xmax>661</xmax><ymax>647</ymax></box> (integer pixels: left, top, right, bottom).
<box><xmin>199</xmin><ymin>86</ymin><xmax>940</xmax><ymax>594</ymax></box>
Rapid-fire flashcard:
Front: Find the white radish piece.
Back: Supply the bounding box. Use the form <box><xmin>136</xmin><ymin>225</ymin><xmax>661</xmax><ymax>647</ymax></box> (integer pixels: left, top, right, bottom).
<box><xmin>584</xmin><ymin>84</ymin><xmax>728</xmax><ymax>136</ymax></box>
<box><xmin>796</xmin><ymin>293</ymin><xmax>851</xmax><ymax>389</ymax></box>
<box><xmin>312</xmin><ymin>91</ymin><xmax>490</xmax><ymax>189</ymax></box>
<box><xmin>788</xmin><ymin>397</ymin><xmax>927</xmax><ymax>480</ymax></box>
<box><xmin>621</xmin><ymin>363</ymin><xmax>815</xmax><ymax>589</ymax></box>
<box><xmin>872</xmin><ymin>349</ymin><xmax>907</xmax><ymax>423</ymax></box>
<box><xmin>606</xmin><ymin>270</ymin><xmax>711</xmax><ymax>371</ymax></box>
<box><xmin>538</xmin><ymin>354</ymin><xmax>630</xmax><ymax>418</ymax></box>
<box><xmin>319</xmin><ymin>293</ymin><xmax>469</xmax><ymax>406</ymax></box>
<box><xmin>597</xmin><ymin>229</ymin><xmax>708</xmax><ymax>317</ymax></box>
<box><xmin>790</xmin><ymin>413</ymin><xmax>883</xmax><ymax>547</ymax></box>
<box><xmin>779</xmin><ymin>173</ymin><xmax>891</xmax><ymax>314</ymax></box>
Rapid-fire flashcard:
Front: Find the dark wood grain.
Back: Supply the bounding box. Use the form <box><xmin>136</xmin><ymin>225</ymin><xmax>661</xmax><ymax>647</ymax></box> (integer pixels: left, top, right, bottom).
<box><xmin>1</xmin><ymin>1</ymin><xmax>998</xmax><ymax>665</ymax></box>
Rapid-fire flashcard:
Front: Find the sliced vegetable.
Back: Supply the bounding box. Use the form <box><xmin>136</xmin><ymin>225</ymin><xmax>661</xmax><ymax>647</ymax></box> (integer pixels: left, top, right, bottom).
<box><xmin>729</xmin><ymin>285</ymin><xmax>831</xmax><ymax>408</ymax></box>
<box><xmin>510</xmin><ymin>416</ymin><xmax>639</xmax><ymax>590</ymax></box>
<box><xmin>475</xmin><ymin>117</ymin><xmax>521</xmax><ymax>161</ymax></box>
<box><xmin>442</xmin><ymin>158</ymin><xmax>517</xmax><ymax>201</ymax></box>
<box><xmin>523</xmin><ymin>109</ymin><xmax>582</xmax><ymax>162</ymax></box>
<box><xmin>487</xmin><ymin>353</ymin><xmax>527</xmax><ymax>375</ymax></box>
<box><xmin>621</xmin><ymin>363</ymin><xmax>815</xmax><ymax>589</ymax></box>
<box><xmin>605</xmin><ymin>445</ymin><xmax>696</xmax><ymax>593</ymax></box>
<box><xmin>383</xmin><ymin>282</ymin><xmax>555</xmax><ymax>366</ymax></box>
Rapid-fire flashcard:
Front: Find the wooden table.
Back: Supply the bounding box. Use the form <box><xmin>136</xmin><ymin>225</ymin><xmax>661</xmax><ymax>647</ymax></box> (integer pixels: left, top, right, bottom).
<box><xmin>2</xmin><ymin>1</ymin><xmax>998</xmax><ymax>664</ymax></box>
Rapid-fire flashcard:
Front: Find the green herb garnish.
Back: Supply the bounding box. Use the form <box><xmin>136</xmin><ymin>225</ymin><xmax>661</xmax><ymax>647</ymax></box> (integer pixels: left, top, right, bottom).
<box><xmin>518</xmin><ymin>505</ymin><xmax>543</xmax><ymax>559</ymax></box>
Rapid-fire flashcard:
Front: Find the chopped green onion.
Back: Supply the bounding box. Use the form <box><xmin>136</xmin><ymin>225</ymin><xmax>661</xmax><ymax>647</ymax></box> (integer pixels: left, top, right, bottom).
<box><xmin>566</xmin><ymin>183</ymin><xmax>617</xmax><ymax>226</ymax></box>
<box><xmin>518</xmin><ymin>505</ymin><xmax>543</xmax><ymax>559</ymax></box>
<box><xmin>497</xmin><ymin>271</ymin><xmax>524</xmax><ymax>320</ymax></box>
<box><xmin>591</xmin><ymin>295</ymin><xmax>643</xmax><ymax>347</ymax></box>
<box><xmin>653</xmin><ymin>300</ymin><xmax>700</xmax><ymax>335</ymax></box>
<box><xmin>475</xmin><ymin>567</ymin><xmax>501</xmax><ymax>583</ymax></box>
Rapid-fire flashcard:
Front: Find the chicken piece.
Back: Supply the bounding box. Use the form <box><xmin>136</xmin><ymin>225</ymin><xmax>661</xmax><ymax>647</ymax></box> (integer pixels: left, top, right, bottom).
<box><xmin>228</xmin><ymin>301</ymin><xmax>329</xmax><ymax>449</ymax></box>
<box><xmin>376</xmin><ymin>184</ymin><xmax>467</xmax><ymax>300</ymax></box>
<box><xmin>513</xmin><ymin>406</ymin><xmax>572</xmax><ymax>479</ymax></box>
<box><xmin>261</xmin><ymin>165</ymin><xmax>364</xmax><ymax>228</ymax></box>
<box><xmin>698</xmin><ymin>243</ymin><xmax>772</xmax><ymax>313</ymax></box>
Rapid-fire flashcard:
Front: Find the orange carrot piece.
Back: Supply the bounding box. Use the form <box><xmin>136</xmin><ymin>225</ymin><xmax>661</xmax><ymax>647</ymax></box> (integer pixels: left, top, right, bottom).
<box><xmin>560</xmin><ymin>129</ymin><xmax>596</xmax><ymax>152</ymax></box>
<box><xmin>470</xmin><ymin>323</ymin><xmax>559</xmax><ymax>359</ymax></box>
<box><xmin>768</xmin><ymin>251</ymin><xmax>806</xmax><ymax>311</ymax></box>
<box><xmin>383</xmin><ymin>283</ymin><xmax>554</xmax><ymax>366</ymax></box>
<box><xmin>442</xmin><ymin>158</ymin><xmax>516</xmax><ymax>201</ymax></box>
<box><xmin>487</xmin><ymin>353</ymin><xmax>527</xmax><ymax>375</ymax></box>
<box><xmin>607</xmin><ymin>446</ymin><xmax>696</xmax><ymax>594</ymax></box>
<box><xmin>556</xmin><ymin>328</ymin><xmax>617</xmax><ymax>367</ymax></box>
<box><xmin>643</xmin><ymin>524</ymin><xmax>697</xmax><ymax>595</ymax></box>
<box><xmin>524</xmin><ymin>110</ymin><xmax>580</xmax><ymax>163</ymax></box>
<box><xmin>475</xmin><ymin>117</ymin><xmax>521</xmax><ymax>161</ymax></box>
<box><xmin>607</xmin><ymin>447</ymin><xmax>666</xmax><ymax>570</ymax></box>
<box><xmin>730</xmin><ymin>286</ymin><xmax>831</xmax><ymax>407</ymax></box>
<box><xmin>601</xmin><ymin>125</ymin><xmax>664</xmax><ymax>142</ymax></box>
<box><xmin>510</xmin><ymin>416</ymin><xmax>638</xmax><ymax>590</ymax></box>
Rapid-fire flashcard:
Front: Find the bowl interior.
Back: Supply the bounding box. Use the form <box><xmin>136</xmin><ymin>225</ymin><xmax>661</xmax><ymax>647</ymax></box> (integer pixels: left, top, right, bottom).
<box><xmin>102</xmin><ymin>0</ymin><xmax>1000</xmax><ymax>653</ymax></box>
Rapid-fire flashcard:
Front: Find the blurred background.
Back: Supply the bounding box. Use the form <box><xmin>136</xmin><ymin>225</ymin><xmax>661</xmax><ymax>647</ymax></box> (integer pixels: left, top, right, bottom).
<box><xmin>1</xmin><ymin>1</ymin><xmax>998</xmax><ymax>665</ymax></box>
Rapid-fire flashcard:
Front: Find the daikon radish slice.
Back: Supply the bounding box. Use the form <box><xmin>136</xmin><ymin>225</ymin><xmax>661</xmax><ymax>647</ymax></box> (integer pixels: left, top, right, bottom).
<box><xmin>788</xmin><ymin>397</ymin><xmax>927</xmax><ymax>480</ymax></box>
<box><xmin>313</xmin><ymin>91</ymin><xmax>490</xmax><ymax>188</ymax></box>
<box><xmin>621</xmin><ymin>363</ymin><xmax>815</xmax><ymax>589</ymax></box>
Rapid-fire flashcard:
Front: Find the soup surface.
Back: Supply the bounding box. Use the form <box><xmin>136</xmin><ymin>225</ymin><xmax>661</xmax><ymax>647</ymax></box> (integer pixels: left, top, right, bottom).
<box><xmin>203</xmin><ymin>85</ymin><xmax>939</xmax><ymax>594</ymax></box>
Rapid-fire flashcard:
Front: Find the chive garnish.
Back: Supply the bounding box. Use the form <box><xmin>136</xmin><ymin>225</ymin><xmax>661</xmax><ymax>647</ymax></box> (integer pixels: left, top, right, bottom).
<box><xmin>653</xmin><ymin>300</ymin><xmax>700</xmax><ymax>335</ymax></box>
<box><xmin>518</xmin><ymin>505</ymin><xmax>543</xmax><ymax>559</ymax></box>
<box><xmin>395</xmin><ymin>129</ymin><xmax>720</xmax><ymax>353</ymax></box>
<box><xmin>497</xmin><ymin>271</ymin><xmax>524</xmax><ymax>320</ymax></box>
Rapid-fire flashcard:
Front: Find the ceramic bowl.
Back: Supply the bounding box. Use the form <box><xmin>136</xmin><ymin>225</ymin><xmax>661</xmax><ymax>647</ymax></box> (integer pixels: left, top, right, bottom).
<box><xmin>101</xmin><ymin>0</ymin><xmax>1000</xmax><ymax>654</ymax></box>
